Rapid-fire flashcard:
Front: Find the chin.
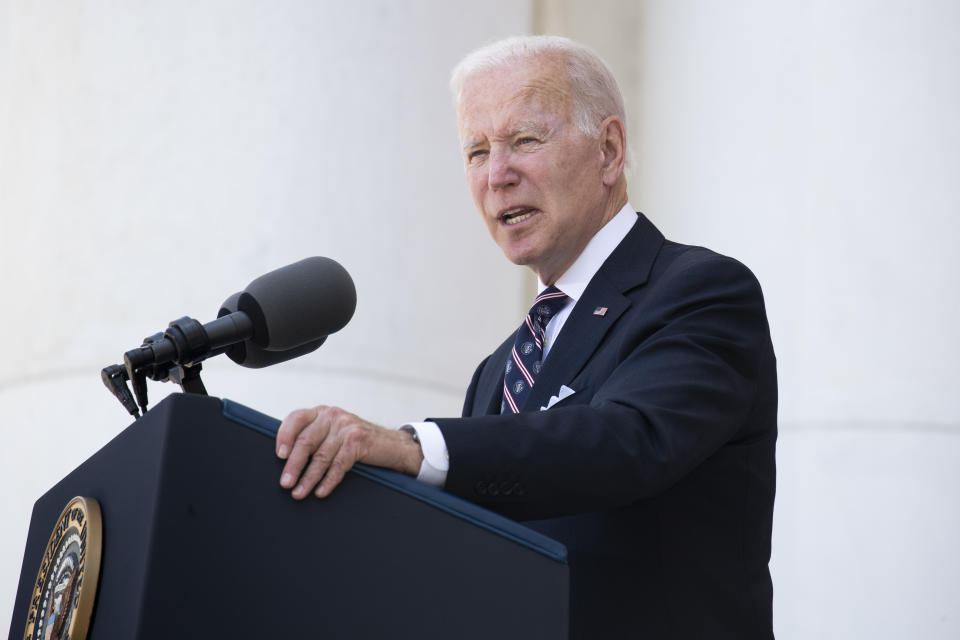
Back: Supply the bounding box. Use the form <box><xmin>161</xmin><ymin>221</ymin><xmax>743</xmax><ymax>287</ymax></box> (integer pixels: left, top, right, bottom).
<box><xmin>497</xmin><ymin>243</ymin><xmax>537</xmax><ymax>268</ymax></box>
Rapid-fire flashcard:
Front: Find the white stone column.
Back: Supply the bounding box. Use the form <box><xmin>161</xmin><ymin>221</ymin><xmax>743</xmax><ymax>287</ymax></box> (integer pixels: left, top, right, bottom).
<box><xmin>0</xmin><ymin>0</ymin><xmax>532</xmax><ymax>624</ymax></box>
<box><xmin>535</xmin><ymin>1</ymin><xmax>960</xmax><ymax>637</ymax></box>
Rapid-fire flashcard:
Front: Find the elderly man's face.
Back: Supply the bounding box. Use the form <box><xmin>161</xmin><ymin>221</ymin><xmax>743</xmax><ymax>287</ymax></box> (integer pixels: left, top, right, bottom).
<box><xmin>457</xmin><ymin>57</ymin><xmax>613</xmax><ymax>284</ymax></box>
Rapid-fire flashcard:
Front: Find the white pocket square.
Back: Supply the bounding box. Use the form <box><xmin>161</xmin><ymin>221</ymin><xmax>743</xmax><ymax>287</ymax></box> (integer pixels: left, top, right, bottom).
<box><xmin>541</xmin><ymin>385</ymin><xmax>576</xmax><ymax>411</ymax></box>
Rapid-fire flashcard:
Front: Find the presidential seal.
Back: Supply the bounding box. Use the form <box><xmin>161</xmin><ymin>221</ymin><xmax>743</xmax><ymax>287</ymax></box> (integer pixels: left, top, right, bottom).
<box><xmin>23</xmin><ymin>496</ymin><xmax>102</xmax><ymax>640</ymax></box>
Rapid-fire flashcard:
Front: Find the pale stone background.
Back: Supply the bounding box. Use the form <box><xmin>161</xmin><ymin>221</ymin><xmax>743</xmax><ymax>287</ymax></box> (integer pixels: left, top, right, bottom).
<box><xmin>2</xmin><ymin>1</ymin><xmax>958</xmax><ymax>637</ymax></box>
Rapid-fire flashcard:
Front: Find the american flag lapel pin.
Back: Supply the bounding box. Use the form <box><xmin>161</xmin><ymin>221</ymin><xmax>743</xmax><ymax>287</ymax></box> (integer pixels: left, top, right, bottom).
<box><xmin>593</xmin><ymin>306</ymin><xmax>608</xmax><ymax>317</ymax></box>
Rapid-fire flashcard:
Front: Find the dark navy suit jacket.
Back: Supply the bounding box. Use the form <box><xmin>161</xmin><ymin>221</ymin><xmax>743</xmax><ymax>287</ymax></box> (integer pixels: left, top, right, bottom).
<box><xmin>433</xmin><ymin>213</ymin><xmax>777</xmax><ymax>638</ymax></box>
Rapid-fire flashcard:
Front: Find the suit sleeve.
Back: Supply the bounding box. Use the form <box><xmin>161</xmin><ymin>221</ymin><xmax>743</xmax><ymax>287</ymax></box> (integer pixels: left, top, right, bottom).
<box><xmin>433</xmin><ymin>250</ymin><xmax>777</xmax><ymax>521</ymax></box>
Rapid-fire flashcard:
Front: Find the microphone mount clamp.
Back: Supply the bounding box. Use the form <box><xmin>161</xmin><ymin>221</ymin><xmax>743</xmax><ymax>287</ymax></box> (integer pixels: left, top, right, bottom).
<box><xmin>101</xmin><ymin>314</ymin><xmax>245</xmax><ymax>417</ymax></box>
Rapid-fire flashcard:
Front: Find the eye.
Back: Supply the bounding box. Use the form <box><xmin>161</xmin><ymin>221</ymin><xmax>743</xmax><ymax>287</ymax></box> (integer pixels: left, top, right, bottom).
<box><xmin>517</xmin><ymin>136</ymin><xmax>537</xmax><ymax>145</ymax></box>
<box><xmin>467</xmin><ymin>149</ymin><xmax>488</xmax><ymax>163</ymax></box>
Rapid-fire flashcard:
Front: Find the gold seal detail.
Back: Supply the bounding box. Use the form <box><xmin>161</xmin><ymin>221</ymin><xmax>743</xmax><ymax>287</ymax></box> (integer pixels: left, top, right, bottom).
<box><xmin>22</xmin><ymin>496</ymin><xmax>102</xmax><ymax>640</ymax></box>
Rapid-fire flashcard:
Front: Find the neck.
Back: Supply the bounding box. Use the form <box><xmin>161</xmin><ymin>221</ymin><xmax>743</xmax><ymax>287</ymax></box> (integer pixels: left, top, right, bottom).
<box><xmin>589</xmin><ymin>183</ymin><xmax>630</xmax><ymax>250</ymax></box>
<box><xmin>537</xmin><ymin>188</ymin><xmax>629</xmax><ymax>285</ymax></box>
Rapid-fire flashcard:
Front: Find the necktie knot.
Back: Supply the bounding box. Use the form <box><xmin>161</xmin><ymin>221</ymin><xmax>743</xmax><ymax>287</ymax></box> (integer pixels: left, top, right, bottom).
<box><xmin>501</xmin><ymin>286</ymin><xmax>569</xmax><ymax>414</ymax></box>
<box><xmin>529</xmin><ymin>285</ymin><xmax>568</xmax><ymax>332</ymax></box>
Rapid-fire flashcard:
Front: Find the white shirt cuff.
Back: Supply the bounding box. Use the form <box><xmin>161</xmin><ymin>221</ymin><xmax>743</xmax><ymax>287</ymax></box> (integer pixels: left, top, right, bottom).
<box><xmin>401</xmin><ymin>421</ymin><xmax>449</xmax><ymax>488</ymax></box>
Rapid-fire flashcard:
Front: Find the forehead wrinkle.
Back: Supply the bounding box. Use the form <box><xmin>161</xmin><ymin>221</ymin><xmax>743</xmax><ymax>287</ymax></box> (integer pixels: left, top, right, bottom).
<box><xmin>516</xmin><ymin>77</ymin><xmax>571</xmax><ymax>111</ymax></box>
<box><xmin>458</xmin><ymin>66</ymin><xmax>571</xmax><ymax>150</ymax></box>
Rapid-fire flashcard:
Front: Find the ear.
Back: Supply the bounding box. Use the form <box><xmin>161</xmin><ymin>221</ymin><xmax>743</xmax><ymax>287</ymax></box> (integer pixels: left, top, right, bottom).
<box><xmin>597</xmin><ymin>116</ymin><xmax>626</xmax><ymax>187</ymax></box>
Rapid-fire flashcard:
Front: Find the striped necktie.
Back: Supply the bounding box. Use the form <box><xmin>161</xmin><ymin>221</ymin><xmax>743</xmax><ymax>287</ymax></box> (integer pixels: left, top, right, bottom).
<box><xmin>501</xmin><ymin>286</ymin><xmax>569</xmax><ymax>414</ymax></box>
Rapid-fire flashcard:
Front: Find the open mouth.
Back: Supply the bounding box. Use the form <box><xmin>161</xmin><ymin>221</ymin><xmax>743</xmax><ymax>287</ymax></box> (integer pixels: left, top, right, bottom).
<box><xmin>501</xmin><ymin>207</ymin><xmax>538</xmax><ymax>225</ymax></box>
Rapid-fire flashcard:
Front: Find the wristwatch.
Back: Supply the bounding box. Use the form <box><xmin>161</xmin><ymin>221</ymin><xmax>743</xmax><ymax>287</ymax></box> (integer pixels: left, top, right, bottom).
<box><xmin>399</xmin><ymin>424</ymin><xmax>421</xmax><ymax>446</ymax></box>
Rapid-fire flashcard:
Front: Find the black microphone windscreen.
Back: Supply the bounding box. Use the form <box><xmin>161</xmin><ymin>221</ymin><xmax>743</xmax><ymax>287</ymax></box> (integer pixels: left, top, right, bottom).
<box><xmin>238</xmin><ymin>257</ymin><xmax>357</xmax><ymax>351</ymax></box>
<box><xmin>218</xmin><ymin>292</ymin><xmax>327</xmax><ymax>368</ymax></box>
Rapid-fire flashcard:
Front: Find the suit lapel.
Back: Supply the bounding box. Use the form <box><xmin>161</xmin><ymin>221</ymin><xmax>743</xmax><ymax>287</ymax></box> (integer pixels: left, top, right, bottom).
<box><xmin>523</xmin><ymin>275</ymin><xmax>629</xmax><ymax>411</ymax></box>
<box><xmin>472</xmin><ymin>336</ymin><xmax>512</xmax><ymax>416</ymax></box>
<box><xmin>522</xmin><ymin>214</ymin><xmax>665</xmax><ymax>412</ymax></box>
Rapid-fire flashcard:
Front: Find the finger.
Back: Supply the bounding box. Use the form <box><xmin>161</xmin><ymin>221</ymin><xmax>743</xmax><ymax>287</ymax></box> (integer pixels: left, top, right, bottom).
<box><xmin>280</xmin><ymin>411</ymin><xmax>331</xmax><ymax>492</ymax></box>
<box><xmin>315</xmin><ymin>424</ymin><xmax>372</xmax><ymax>497</ymax></box>
<box><xmin>314</xmin><ymin>446</ymin><xmax>355</xmax><ymax>498</ymax></box>
<box><xmin>276</xmin><ymin>407</ymin><xmax>319</xmax><ymax>459</ymax></box>
<box><xmin>291</xmin><ymin>433</ymin><xmax>343</xmax><ymax>499</ymax></box>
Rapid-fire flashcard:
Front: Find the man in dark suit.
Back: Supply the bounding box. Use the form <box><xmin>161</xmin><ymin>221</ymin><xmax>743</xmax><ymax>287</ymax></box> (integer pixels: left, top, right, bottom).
<box><xmin>275</xmin><ymin>36</ymin><xmax>776</xmax><ymax>638</ymax></box>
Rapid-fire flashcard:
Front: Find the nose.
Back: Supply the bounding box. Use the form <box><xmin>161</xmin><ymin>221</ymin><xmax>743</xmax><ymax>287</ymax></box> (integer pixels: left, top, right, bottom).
<box><xmin>488</xmin><ymin>147</ymin><xmax>519</xmax><ymax>190</ymax></box>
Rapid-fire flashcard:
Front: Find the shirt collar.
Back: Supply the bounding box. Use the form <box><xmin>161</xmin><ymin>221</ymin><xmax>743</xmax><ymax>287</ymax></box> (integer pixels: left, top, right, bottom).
<box><xmin>538</xmin><ymin>203</ymin><xmax>638</xmax><ymax>302</ymax></box>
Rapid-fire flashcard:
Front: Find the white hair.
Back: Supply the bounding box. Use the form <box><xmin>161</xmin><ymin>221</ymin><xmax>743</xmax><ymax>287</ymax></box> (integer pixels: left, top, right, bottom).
<box><xmin>450</xmin><ymin>35</ymin><xmax>627</xmax><ymax>140</ymax></box>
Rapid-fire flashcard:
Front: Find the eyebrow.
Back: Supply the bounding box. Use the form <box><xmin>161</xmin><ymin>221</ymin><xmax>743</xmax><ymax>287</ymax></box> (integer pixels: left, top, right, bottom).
<box><xmin>462</xmin><ymin>139</ymin><xmax>486</xmax><ymax>153</ymax></box>
<box><xmin>461</xmin><ymin>122</ymin><xmax>551</xmax><ymax>153</ymax></box>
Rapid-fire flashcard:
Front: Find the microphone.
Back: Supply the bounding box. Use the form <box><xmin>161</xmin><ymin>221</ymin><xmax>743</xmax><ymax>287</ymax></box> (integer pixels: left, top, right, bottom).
<box><xmin>235</xmin><ymin>255</ymin><xmax>356</xmax><ymax>351</ymax></box>
<box><xmin>105</xmin><ymin>257</ymin><xmax>356</xmax><ymax>416</ymax></box>
<box><xmin>216</xmin><ymin>293</ymin><xmax>327</xmax><ymax>369</ymax></box>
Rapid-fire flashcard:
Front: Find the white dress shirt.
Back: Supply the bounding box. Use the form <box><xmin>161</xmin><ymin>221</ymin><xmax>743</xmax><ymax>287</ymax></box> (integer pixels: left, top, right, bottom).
<box><xmin>403</xmin><ymin>204</ymin><xmax>639</xmax><ymax>487</ymax></box>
